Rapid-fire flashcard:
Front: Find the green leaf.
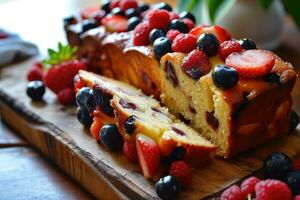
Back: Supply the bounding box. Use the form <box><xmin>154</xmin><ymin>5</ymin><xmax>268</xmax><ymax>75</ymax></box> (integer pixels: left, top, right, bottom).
<box><xmin>207</xmin><ymin>0</ymin><xmax>225</xmax><ymax>23</ymax></box>
<box><xmin>259</xmin><ymin>0</ymin><xmax>274</xmax><ymax>10</ymax></box>
<box><xmin>282</xmin><ymin>0</ymin><xmax>300</xmax><ymax>29</ymax></box>
<box><xmin>177</xmin><ymin>0</ymin><xmax>203</xmax><ymax>23</ymax></box>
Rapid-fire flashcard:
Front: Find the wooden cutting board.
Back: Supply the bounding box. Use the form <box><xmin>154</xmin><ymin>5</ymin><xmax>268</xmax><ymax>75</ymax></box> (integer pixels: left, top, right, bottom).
<box><xmin>0</xmin><ymin>54</ymin><xmax>299</xmax><ymax>200</ymax></box>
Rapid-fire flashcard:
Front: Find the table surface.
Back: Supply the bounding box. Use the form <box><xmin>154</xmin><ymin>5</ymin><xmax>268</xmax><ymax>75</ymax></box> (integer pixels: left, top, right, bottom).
<box><xmin>0</xmin><ymin>0</ymin><xmax>300</xmax><ymax>200</ymax></box>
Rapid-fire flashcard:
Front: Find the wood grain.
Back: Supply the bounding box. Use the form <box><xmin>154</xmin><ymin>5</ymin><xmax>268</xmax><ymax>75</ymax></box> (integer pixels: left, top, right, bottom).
<box><xmin>0</xmin><ymin>118</ymin><xmax>28</xmax><ymax>147</ymax></box>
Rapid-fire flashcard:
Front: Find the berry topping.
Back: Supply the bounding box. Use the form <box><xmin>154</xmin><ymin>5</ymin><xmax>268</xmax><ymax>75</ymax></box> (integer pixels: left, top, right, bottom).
<box><xmin>182</xmin><ymin>18</ymin><xmax>195</xmax><ymax>31</ymax></box>
<box><xmin>168</xmin><ymin>19</ymin><xmax>188</xmax><ymax>33</ymax></box>
<box><xmin>153</xmin><ymin>37</ymin><xmax>172</xmax><ymax>60</ymax></box>
<box><xmin>293</xmin><ymin>159</ymin><xmax>300</xmax><ymax>171</ymax></box>
<box><xmin>101</xmin><ymin>0</ymin><xmax>111</xmax><ymax>13</ymax></box>
<box><xmin>166</xmin><ymin>29</ymin><xmax>181</xmax><ymax>41</ymax></box>
<box><xmin>220</xmin><ymin>185</ymin><xmax>244</xmax><ymax>200</ymax></box>
<box><xmin>295</xmin><ymin>195</ymin><xmax>300</xmax><ymax>200</ymax></box>
<box><xmin>172</xmin><ymin>33</ymin><xmax>197</xmax><ymax>53</ymax></box>
<box><xmin>124</xmin><ymin>115</ymin><xmax>136</xmax><ymax>134</ymax></box>
<box><xmin>100</xmin><ymin>124</ymin><xmax>123</xmax><ymax>151</ymax></box>
<box><xmin>225</xmin><ymin>50</ymin><xmax>275</xmax><ymax>78</ymax></box>
<box><xmin>263</xmin><ymin>152</ymin><xmax>293</xmax><ymax>179</ymax></box>
<box><xmin>290</xmin><ymin>110</ymin><xmax>299</xmax><ymax>132</ymax></box>
<box><xmin>76</xmin><ymin>87</ymin><xmax>95</xmax><ymax>112</ymax></box>
<box><xmin>179</xmin><ymin>11</ymin><xmax>196</xmax><ymax>23</ymax></box>
<box><xmin>127</xmin><ymin>16</ymin><xmax>141</xmax><ymax>31</ymax></box>
<box><xmin>119</xmin><ymin>0</ymin><xmax>138</xmax><ymax>12</ymax></box>
<box><xmin>93</xmin><ymin>10</ymin><xmax>106</xmax><ymax>24</ymax></box>
<box><xmin>155</xmin><ymin>175</ymin><xmax>181</xmax><ymax>200</ymax></box>
<box><xmin>284</xmin><ymin>171</ymin><xmax>300</xmax><ymax>195</ymax></box>
<box><xmin>136</xmin><ymin>134</ymin><xmax>160</xmax><ymax>178</ymax></box>
<box><xmin>182</xmin><ymin>49</ymin><xmax>211</xmax><ymax>80</ymax></box>
<box><xmin>80</xmin><ymin>7</ymin><xmax>100</xmax><ymax>20</ymax></box>
<box><xmin>138</xmin><ymin>3</ymin><xmax>149</xmax><ymax>12</ymax></box>
<box><xmin>212</xmin><ymin>64</ymin><xmax>239</xmax><ymax>89</ymax></box>
<box><xmin>26</xmin><ymin>81</ymin><xmax>45</xmax><ymax>101</ymax></box>
<box><xmin>190</xmin><ymin>25</ymin><xmax>231</xmax><ymax>43</ymax></box>
<box><xmin>154</xmin><ymin>2</ymin><xmax>173</xmax><ymax>11</ymax></box>
<box><xmin>168</xmin><ymin>11</ymin><xmax>180</xmax><ymax>20</ymax></box>
<box><xmin>255</xmin><ymin>179</ymin><xmax>292</xmax><ymax>200</ymax></box>
<box><xmin>239</xmin><ymin>38</ymin><xmax>257</xmax><ymax>50</ymax></box>
<box><xmin>147</xmin><ymin>9</ymin><xmax>170</xmax><ymax>29</ymax></box>
<box><xmin>169</xmin><ymin>161</ymin><xmax>192</xmax><ymax>188</ymax></box>
<box><xmin>76</xmin><ymin>107</ymin><xmax>93</xmax><ymax>128</ymax></box>
<box><xmin>82</xmin><ymin>19</ymin><xmax>98</xmax><ymax>32</ymax></box>
<box><xmin>240</xmin><ymin>176</ymin><xmax>261</xmax><ymax>197</ymax></box>
<box><xmin>93</xmin><ymin>87</ymin><xmax>114</xmax><ymax>116</ymax></box>
<box><xmin>125</xmin><ymin>8</ymin><xmax>139</xmax><ymax>18</ymax></box>
<box><xmin>27</xmin><ymin>65</ymin><xmax>44</xmax><ymax>81</ymax></box>
<box><xmin>162</xmin><ymin>147</ymin><xmax>186</xmax><ymax>165</ymax></box>
<box><xmin>74</xmin><ymin>74</ymin><xmax>85</xmax><ymax>93</ymax></box>
<box><xmin>263</xmin><ymin>72</ymin><xmax>280</xmax><ymax>84</ymax></box>
<box><xmin>123</xmin><ymin>140</ymin><xmax>138</xmax><ymax>163</ymax></box>
<box><xmin>109</xmin><ymin>0</ymin><xmax>120</xmax><ymax>10</ymax></box>
<box><xmin>111</xmin><ymin>7</ymin><xmax>125</xmax><ymax>16</ymax></box>
<box><xmin>57</xmin><ymin>87</ymin><xmax>75</xmax><ymax>106</ymax></box>
<box><xmin>102</xmin><ymin>15</ymin><xmax>128</xmax><ymax>33</ymax></box>
<box><xmin>149</xmin><ymin>29</ymin><xmax>165</xmax><ymax>44</ymax></box>
<box><xmin>133</xmin><ymin>22</ymin><xmax>152</xmax><ymax>46</ymax></box>
<box><xmin>219</xmin><ymin>40</ymin><xmax>243</xmax><ymax>60</ymax></box>
<box><xmin>196</xmin><ymin>33</ymin><xmax>220</xmax><ymax>57</ymax></box>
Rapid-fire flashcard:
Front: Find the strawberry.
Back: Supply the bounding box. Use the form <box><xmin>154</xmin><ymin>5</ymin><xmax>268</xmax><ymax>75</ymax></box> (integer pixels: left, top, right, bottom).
<box><xmin>80</xmin><ymin>7</ymin><xmax>100</xmax><ymax>19</ymax></box>
<box><xmin>190</xmin><ymin>25</ymin><xmax>231</xmax><ymax>43</ymax></box>
<box><xmin>169</xmin><ymin>161</ymin><xmax>192</xmax><ymax>188</ymax></box>
<box><xmin>123</xmin><ymin>140</ymin><xmax>138</xmax><ymax>163</ymax></box>
<box><xmin>101</xmin><ymin>15</ymin><xmax>128</xmax><ymax>33</ymax></box>
<box><xmin>219</xmin><ymin>40</ymin><xmax>243</xmax><ymax>60</ymax></box>
<box><xmin>225</xmin><ymin>50</ymin><xmax>275</xmax><ymax>78</ymax></box>
<box><xmin>136</xmin><ymin>134</ymin><xmax>160</xmax><ymax>179</ymax></box>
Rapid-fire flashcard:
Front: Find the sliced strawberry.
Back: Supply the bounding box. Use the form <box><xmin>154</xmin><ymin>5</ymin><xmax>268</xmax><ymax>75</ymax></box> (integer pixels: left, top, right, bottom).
<box><xmin>136</xmin><ymin>134</ymin><xmax>160</xmax><ymax>179</ymax></box>
<box><xmin>101</xmin><ymin>15</ymin><xmax>128</xmax><ymax>33</ymax></box>
<box><xmin>190</xmin><ymin>25</ymin><xmax>231</xmax><ymax>43</ymax></box>
<box><xmin>225</xmin><ymin>50</ymin><xmax>275</xmax><ymax>78</ymax></box>
<box><xmin>80</xmin><ymin>7</ymin><xmax>100</xmax><ymax>19</ymax></box>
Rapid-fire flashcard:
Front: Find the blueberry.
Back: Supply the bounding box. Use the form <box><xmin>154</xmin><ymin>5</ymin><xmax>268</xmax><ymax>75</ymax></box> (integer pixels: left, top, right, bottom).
<box><xmin>125</xmin><ymin>8</ymin><xmax>139</xmax><ymax>18</ymax></box>
<box><xmin>155</xmin><ymin>175</ymin><xmax>181</xmax><ymax>200</ymax></box>
<box><xmin>179</xmin><ymin>11</ymin><xmax>196</xmax><ymax>23</ymax></box>
<box><xmin>76</xmin><ymin>87</ymin><xmax>95</xmax><ymax>112</ymax></box>
<box><xmin>76</xmin><ymin>107</ymin><xmax>93</xmax><ymax>128</ymax></box>
<box><xmin>162</xmin><ymin>147</ymin><xmax>186</xmax><ymax>165</ymax></box>
<box><xmin>124</xmin><ymin>115</ymin><xmax>136</xmax><ymax>134</ymax></box>
<box><xmin>154</xmin><ymin>2</ymin><xmax>172</xmax><ymax>11</ymax></box>
<box><xmin>82</xmin><ymin>19</ymin><xmax>98</xmax><ymax>32</ymax></box>
<box><xmin>263</xmin><ymin>152</ymin><xmax>293</xmax><ymax>179</ymax></box>
<box><xmin>26</xmin><ymin>81</ymin><xmax>45</xmax><ymax>101</ymax></box>
<box><xmin>100</xmin><ymin>124</ymin><xmax>123</xmax><ymax>151</ymax></box>
<box><xmin>168</xmin><ymin>19</ymin><xmax>188</xmax><ymax>33</ymax></box>
<box><xmin>138</xmin><ymin>3</ymin><xmax>150</xmax><ymax>12</ymax></box>
<box><xmin>111</xmin><ymin>7</ymin><xmax>125</xmax><ymax>16</ymax></box>
<box><xmin>93</xmin><ymin>87</ymin><xmax>114</xmax><ymax>116</ymax></box>
<box><xmin>127</xmin><ymin>17</ymin><xmax>141</xmax><ymax>31</ymax></box>
<box><xmin>263</xmin><ymin>73</ymin><xmax>280</xmax><ymax>84</ymax></box>
<box><xmin>212</xmin><ymin>65</ymin><xmax>239</xmax><ymax>89</ymax></box>
<box><xmin>197</xmin><ymin>33</ymin><xmax>220</xmax><ymax>57</ymax></box>
<box><xmin>284</xmin><ymin>171</ymin><xmax>300</xmax><ymax>195</ymax></box>
<box><xmin>290</xmin><ymin>110</ymin><xmax>299</xmax><ymax>132</ymax></box>
<box><xmin>101</xmin><ymin>0</ymin><xmax>110</xmax><ymax>13</ymax></box>
<box><xmin>149</xmin><ymin>29</ymin><xmax>165</xmax><ymax>44</ymax></box>
<box><xmin>239</xmin><ymin>38</ymin><xmax>257</xmax><ymax>50</ymax></box>
<box><xmin>153</xmin><ymin>37</ymin><xmax>172</xmax><ymax>60</ymax></box>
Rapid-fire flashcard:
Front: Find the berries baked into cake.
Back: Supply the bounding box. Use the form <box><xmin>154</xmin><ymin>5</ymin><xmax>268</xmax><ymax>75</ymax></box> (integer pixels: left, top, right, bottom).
<box><xmin>65</xmin><ymin>0</ymin><xmax>297</xmax><ymax>158</ymax></box>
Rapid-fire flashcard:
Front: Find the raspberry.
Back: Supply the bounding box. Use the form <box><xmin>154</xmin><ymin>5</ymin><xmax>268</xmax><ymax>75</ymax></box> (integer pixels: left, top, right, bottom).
<box><xmin>240</xmin><ymin>176</ymin><xmax>260</xmax><ymax>197</ymax></box>
<box><xmin>33</xmin><ymin>61</ymin><xmax>43</xmax><ymax>69</ymax></box>
<box><xmin>166</xmin><ymin>29</ymin><xmax>181</xmax><ymax>41</ymax></box>
<box><xmin>133</xmin><ymin>22</ymin><xmax>152</xmax><ymax>46</ymax></box>
<box><xmin>147</xmin><ymin>9</ymin><xmax>170</xmax><ymax>29</ymax></box>
<box><xmin>172</xmin><ymin>33</ymin><xmax>197</xmax><ymax>53</ymax></box>
<box><xmin>219</xmin><ymin>40</ymin><xmax>243</xmax><ymax>60</ymax></box>
<box><xmin>123</xmin><ymin>140</ymin><xmax>138</xmax><ymax>163</ymax></box>
<box><xmin>119</xmin><ymin>0</ymin><xmax>138</xmax><ymax>12</ymax></box>
<box><xmin>57</xmin><ymin>87</ymin><xmax>75</xmax><ymax>106</ymax></box>
<box><xmin>169</xmin><ymin>11</ymin><xmax>179</xmax><ymax>20</ymax></box>
<box><xmin>169</xmin><ymin>160</ymin><xmax>192</xmax><ymax>188</ymax></box>
<box><xmin>220</xmin><ymin>185</ymin><xmax>244</xmax><ymax>200</ymax></box>
<box><xmin>293</xmin><ymin>159</ymin><xmax>300</xmax><ymax>171</ymax></box>
<box><xmin>294</xmin><ymin>195</ymin><xmax>300</xmax><ymax>200</ymax></box>
<box><xmin>182</xmin><ymin>18</ymin><xmax>194</xmax><ymax>31</ymax></box>
<box><xmin>27</xmin><ymin>66</ymin><xmax>44</xmax><ymax>81</ymax></box>
<box><xmin>255</xmin><ymin>179</ymin><xmax>292</xmax><ymax>200</ymax></box>
<box><xmin>109</xmin><ymin>0</ymin><xmax>120</xmax><ymax>10</ymax></box>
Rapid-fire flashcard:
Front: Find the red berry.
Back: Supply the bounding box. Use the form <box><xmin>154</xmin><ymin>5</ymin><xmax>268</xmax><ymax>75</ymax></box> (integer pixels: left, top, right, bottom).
<box><xmin>147</xmin><ymin>9</ymin><xmax>170</xmax><ymax>29</ymax></box>
<box><xmin>133</xmin><ymin>22</ymin><xmax>152</xmax><ymax>46</ymax></box>
<box><xmin>293</xmin><ymin>159</ymin><xmax>300</xmax><ymax>171</ymax></box>
<box><xmin>169</xmin><ymin>161</ymin><xmax>192</xmax><ymax>188</ymax></box>
<box><xmin>219</xmin><ymin>40</ymin><xmax>243</xmax><ymax>60</ymax></box>
<box><xmin>109</xmin><ymin>0</ymin><xmax>120</xmax><ymax>10</ymax></box>
<box><xmin>190</xmin><ymin>25</ymin><xmax>231</xmax><ymax>43</ymax></box>
<box><xmin>57</xmin><ymin>87</ymin><xmax>75</xmax><ymax>106</ymax></box>
<box><xmin>255</xmin><ymin>179</ymin><xmax>292</xmax><ymax>200</ymax></box>
<box><xmin>101</xmin><ymin>15</ymin><xmax>128</xmax><ymax>33</ymax></box>
<box><xmin>220</xmin><ymin>185</ymin><xmax>244</xmax><ymax>200</ymax></box>
<box><xmin>172</xmin><ymin>33</ymin><xmax>197</xmax><ymax>53</ymax></box>
<box><xmin>27</xmin><ymin>66</ymin><xmax>44</xmax><ymax>82</ymax></box>
<box><xmin>0</xmin><ymin>32</ymin><xmax>8</xmax><ymax>39</ymax></box>
<box><xmin>225</xmin><ymin>50</ymin><xmax>275</xmax><ymax>78</ymax></box>
<box><xmin>33</xmin><ymin>61</ymin><xmax>43</xmax><ymax>69</ymax></box>
<box><xmin>166</xmin><ymin>29</ymin><xmax>181</xmax><ymax>41</ymax></box>
<box><xmin>119</xmin><ymin>0</ymin><xmax>138</xmax><ymax>12</ymax></box>
<box><xmin>80</xmin><ymin>7</ymin><xmax>100</xmax><ymax>20</ymax></box>
<box><xmin>123</xmin><ymin>140</ymin><xmax>138</xmax><ymax>163</ymax></box>
<box><xmin>73</xmin><ymin>74</ymin><xmax>86</xmax><ymax>93</ymax></box>
<box><xmin>169</xmin><ymin>11</ymin><xmax>179</xmax><ymax>20</ymax></box>
<box><xmin>182</xmin><ymin>18</ymin><xmax>194</xmax><ymax>31</ymax></box>
<box><xmin>240</xmin><ymin>176</ymin><xmax>260</xmax><ymax>197</ymax></box>
<box><xmin>294</xmin><ymin>195</ymin><xmax>300</xmax><ymax>200</ymax></box>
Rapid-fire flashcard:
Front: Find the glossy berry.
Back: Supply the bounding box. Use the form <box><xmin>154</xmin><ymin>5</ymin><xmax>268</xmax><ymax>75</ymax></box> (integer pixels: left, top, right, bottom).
<box><xmin>166</xmin><ymin>29</ymin><xmax>181</xmax><ymax>41</ymax></box>
<box><xmin>101</xmin><ymin>0</ymin><xmax>110</xmax><ymax>13</ymax></box>
<box><xmin>168</xmin><ymin>19</ymin><xmax>188</xmax><ymax>33</ymax></box>
<box><xmin>82</xmin><ymin>19</ymin><xmax>98</xmax><ymax>32</ymax></box>
<box><xmin>125</xmin><ymin>8</ymin><xmax>139</xmax><ymax>18</ymax></box>
<box><xmin>172</xmin><ymin>33</ymin><xmax>197</xmax><ymax>53</ymax></box>
<box><xmin>179</xmin><ymin>11</ymin><xmax>196</xmax><ymax>23</ymax></box>
<box><xmin>124</xmin><ymin>115</ymin><xmax>136</xmax><ymax>134</ymax></box>
<box><xmin>57</xmin><ymin>87</ymin><xmax>75</xmax><ymax>106</ymax></box>
<box><xmin>147</xmin><ymin>9</ymin><xmax>170</xmax><ymax>29</ymax></box>
<box><xmin>290</xmin><ymin>110</ymin><xmax>299</xmax><ymax>132</ymax></box>
<box><xmin>153</xmin><ymin>37</ymin><xmax>172</xmax><ymax>60</ymax></box>
<box><xmin>127</xmin><ymin>17</ymin><xmax>141</xmax><ymax>31</ymax></box>
<box><xmin>76</xmin><ymin>107</ymin><xmax>93</xmax><ymax>128</ymax></box>
<box><xmin>155</xmin><ymin>175</ymin><xmax>181</xmax><ymax>200</ymax></box>
<box><xmin>263</xmin><ymin>152</ymin><xmax>293</xmax><ymax>179</ymax></box>
<box><xmin>255</xmin><ymin>179</ymin><xmax>292</xmax><ymax>200</ymax></box>
<box><xmin>196</xmin><ymin>33</ymin><xmax>220</xmax><ymax>57</ymax></box>
<box><xmin>212</xmin><ymin>65</ymin><xmax>239</xmax><ymax>89</ymax></box>
<box><xmin>123</xmin><ymin>140</ymin><xmax>138</xmax><ymax>163</ymax></box>
<box><xmin>284</xmin><ymin>171</ymin><xmax>300</xmax><ymax>195</ymax></box>
<box><xmin>76</xmin><ymin>87</ymin><xmax>95</xmax><ymax>112</ymax></box>
<box><xmin>241</xmin><ymin>176</ymin><xmax>261</xmax><ymax>197</ymax></box>
<box><xmin>239</xmin><ymin>38</ymin><xmax>257</xmax><ymax>50</ymax></box>
<box><xmin>138</xmin><ymin>3</ymin><xmax>149</xmax><ymax>12</ymax></box>
<box><xmin>162</xmin><ymin>147</ymin><xmax>186</xmax><ymax>165</ymax></box>
<box><xmin>169</xmin><ymin>11</ymin><xmax>180</xmax><ymax>20</ymax></box>
<box><xmin>27</xmin><ymin>81</ymin><xmax>45</xmax><ymax>101</ymax></box>
<box><xmin>100</xmin><ymin>124</ymin><xmax>123</xmax><ymax>151</ymax></box>
<box><xmin>182</xmin><ymin>18</ymin><xmax>194</xmax><ymax>31</ymax></box>
<box><xmin>109</xmin><ymin>0</ymin><xmax>120</xmax><ymax>10</ymax></box>
<box><xmin>154</xmin><ymin>2</ymin><xmax>172</xmax><ymax>11</ymax></box>
<box><xmin>149</xmin><ymin>29</ymin><xmax>165</xmax><ymax>44</ymax></box>
<box><xmin>93</xmin><ymin>87</ymin><xmax>114</xmax><ymax>116</ymax></box>
<box><xmin>119</xmin><ymin>0</ymin><xmax>138</xmax><ymax>12</ymax></box>
<box><xmin>220</xmin><ymin>185</ymin><xmax>244</xmax><ymax>200</ymax></box>
<box><xmin>169</xmin><ymin>161</ymin><xmax>192</xmax><ymax>188</ymax></box>
<box><xmin>133</xmin><ymin>22</ymin><xmax>152</xmax><ymax>46</ymax></box>
<box><xmin>219</xmin><ymin>40</ymin><xmax>243</xmax><ymax>60</ymax></box>
<box><xmin>111</xmin><ymin>7</ymin><xmax>125</xmax><ymax>16</ymax></box>
<box><xmin>27</xmin><ymin>66</ymin><xmax>43</xmax><ymax>81</ymax></box>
